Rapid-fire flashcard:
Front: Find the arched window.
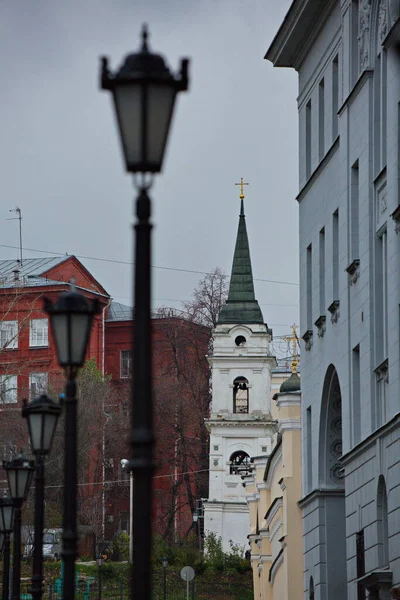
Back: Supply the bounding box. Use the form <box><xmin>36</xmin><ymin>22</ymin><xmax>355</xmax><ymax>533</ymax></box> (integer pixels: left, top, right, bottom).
<box><xmin>377</xmin><ymin>475</ymin><xmax>389</xmax><ymax>567</ymax></box>
<box><xmin>233</xmin><ymin>377</ymin><xmax>249</xmax><ymax>414</ymax></box>
<box><xmin>229</xmin><ymin>451</ymin><xmax>250</xmax><ymax>475</ymax></box>
<box><xmin>309</xmin><ymin>576</ymin><xmax>314</xmax><ymax>600</ymax></box>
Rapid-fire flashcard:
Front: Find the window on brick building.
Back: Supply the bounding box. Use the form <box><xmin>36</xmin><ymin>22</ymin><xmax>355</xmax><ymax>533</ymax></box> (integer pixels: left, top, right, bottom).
<box><xmin>29</xmin><ymin>319</ymin><xmax>48</xmax><ymax>347</ymax></box>
<box><xmin>0</xmin><ymin>375</ymin><xmax>17</xmax><ymax>404</ymax></box>
<box><xmin>120</xmin><ymin>351</ymin><xmax>132</xmax><ymax>378</ymax></box>
<box><xmin>0</xmin><ymin>320</ymin><xmax>18</xmax><ymax>350</ymax></box>
<box><xmin>119</xmin><ymin>512</ymin><xmax>129</xmax><ymax>533</ymax></box>
<box><xmin>29</xmin><ymin>373</ymin><xmax>48</xmax><ymax>399</ymax></box>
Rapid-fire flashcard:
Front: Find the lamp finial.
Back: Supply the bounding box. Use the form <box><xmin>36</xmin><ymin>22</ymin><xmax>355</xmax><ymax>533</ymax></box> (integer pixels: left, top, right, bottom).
<box><xmin>141</xmin><ymin>23</ymin><xmax>149</xmax><ymax>52</ymax></box>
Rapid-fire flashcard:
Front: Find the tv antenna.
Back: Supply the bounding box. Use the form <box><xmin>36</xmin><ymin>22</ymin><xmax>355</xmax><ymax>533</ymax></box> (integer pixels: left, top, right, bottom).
<box><xmin>8</xmin><ymin>207</ymin><xmax>23</xmax><ymax>266</ymax></box>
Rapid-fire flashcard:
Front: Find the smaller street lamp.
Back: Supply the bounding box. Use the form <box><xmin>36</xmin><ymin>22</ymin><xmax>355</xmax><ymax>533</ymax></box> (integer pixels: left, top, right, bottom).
<box><xmin>161</xmin><ymin>557</ymin><xmax>168</xmax><ymax>600</ymax></box>
<box><xmin>121</xmin><ymin>459</ymin><xmax>133</xmax><ymax>565</ymax></box>
<box><xmin>97</xmin><ymin>554</ymin><xmax>103</xmax><ymax>600</ymax></box>
<box><xmin>0</xmin><ymin>494</ymin><xmax>15</xmax><ymax>600</ymax></box>
<box><xmin>3</xmin><ymin>453</ymin><xmax>34</xmax><ymax>600</ymax></box>
<box><xmin>45</xmin><ymin>283</ymin><xmax>100</xmax><ymax>600</ymax></box>
<box><xmin>192</xmin><ymin>509</ymin><xmax>203</xmax><ymax>553</ymax></box>
<box><xmin>23</xmin><ymin>394</ymin><xmax>61</xmax><ymax>600</ymax></box>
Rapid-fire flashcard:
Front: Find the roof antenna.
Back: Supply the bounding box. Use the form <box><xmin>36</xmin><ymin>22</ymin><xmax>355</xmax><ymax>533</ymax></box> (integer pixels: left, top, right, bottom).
<box><xmin>8</xmin><ymin>207</ymin><xmax>23</xmax><ymax>266</ymax></box>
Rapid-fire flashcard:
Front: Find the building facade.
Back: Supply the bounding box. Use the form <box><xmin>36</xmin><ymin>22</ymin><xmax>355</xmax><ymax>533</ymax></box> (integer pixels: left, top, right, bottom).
<box><xmin>243</xmin><ymin>367</ymin><xmax>302</xmax><ymax>600</ymax></box>
<box><xmin>204</xmin><ymin>193</ymin><xmax>276</xmax><ymax>552</ymax></box>
<box><xmin>0</xmin><ymin>256</ymin><xmax>210</xmax><ymax>547</ymax></box>
<box><xmin>267</xmin><ymin>1</ymin><xmax>400</xmax><ymax>598</ymax></box>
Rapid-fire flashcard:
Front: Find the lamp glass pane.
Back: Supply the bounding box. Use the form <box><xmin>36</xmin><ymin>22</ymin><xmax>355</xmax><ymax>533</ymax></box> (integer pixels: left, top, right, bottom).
<box><xmin>70</xmin><ymin>314</ymin><xmax>91</xmax><ymax>365</ymax></box>
<box><xmin>7</xmin><ymin>471</ymin><xmax>17</xmax><ymax>500</ymax></box>
<box><xmin>0</xmin><ymin>533</ymin><xmax>4</xmax><ymax>553</ymax></box>
<box><xmin>28</xmin><ymin>413</ymin><xmax>44</xmax><ymax>453</ymax></box>
<box><xmin>42</xmin><ymin>413</ymin><xmax>58</xmax><ymax>452</ymax></box>
<box><xmin>15</xmin><ymin>469</ymin><xmax>29</xmax><ymax>500</ymax></box>
<box><xmin>51</xmin><ymin>314</ymin><xmax>69</xmax><ymax>365</ymax></box>
<box><xmin>147</xmin><ymin>84</ymin><xmax>176</xmax><ymax>168</ymax></box>
<box><xmin>113</xmin><ymin>84</ymin><xmax>142</xmax><ymax>168</ymax></box>
<box><xmin>3</xmin><ymin>504</ymin><xmax>14</xmax><ymax>531</ymax></box>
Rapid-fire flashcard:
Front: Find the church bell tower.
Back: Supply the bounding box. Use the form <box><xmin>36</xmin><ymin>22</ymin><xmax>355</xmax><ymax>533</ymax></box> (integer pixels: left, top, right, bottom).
<box><xmin>203</xmin><ymin>179</ymin><xmax>276</xmax><ymax>552</ymax></box>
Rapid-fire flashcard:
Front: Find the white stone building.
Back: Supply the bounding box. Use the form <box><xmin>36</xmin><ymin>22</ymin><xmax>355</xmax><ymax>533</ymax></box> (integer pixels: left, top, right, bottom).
<box><xmin>267</xmin><ymin>1</ymin><xmax>400</xmax><ymax>598</ymax></box>
<box><xmin>203</xmin><ymin>193</ymin><xmax>276</xmax><ymax>553</ymax></box>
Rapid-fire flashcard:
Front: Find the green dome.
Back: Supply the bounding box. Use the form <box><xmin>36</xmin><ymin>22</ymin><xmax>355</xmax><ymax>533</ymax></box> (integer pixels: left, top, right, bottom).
<box><xmin>280</xmin><ymin>372</ymin><xmax>301</xmax><ymax>393</ymax></box>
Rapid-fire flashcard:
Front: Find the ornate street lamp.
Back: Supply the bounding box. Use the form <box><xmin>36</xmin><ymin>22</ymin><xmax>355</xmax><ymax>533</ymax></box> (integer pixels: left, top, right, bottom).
<box><xmin>100</xmin><ymin>25</ymin><xmax>189</xmax><ymax>600</ymax></box>
<box><xmin>44</xmin><ymin>283</ymin><xmax>100</xmax><ymax>600</ymax></box>
<box><xmin>22</xmin><ymin>394</ymin><xmax>61</xmax><ymax>600</ymax></box>
<box><xmin>97</xmin><ymin>553</ymin><xmax>103</xmax><ymax>600</ymax></box>
<box><xmin>3</xmin><ymin>453</ymin><xmax>34</xmax><ymax>600</ymax></box>
<box><xmin>162</xmin><ymin>557</ymin><xmax>168</xmax><ymax>600</ymax></box>
<box><xmin>0</xmin><ymin>494</ymin><xmax>15</xmax><ymax>600</ymax></box>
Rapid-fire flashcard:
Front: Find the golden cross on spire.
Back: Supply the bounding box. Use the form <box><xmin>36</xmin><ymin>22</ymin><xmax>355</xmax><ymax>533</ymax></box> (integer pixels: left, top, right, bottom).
<box><xmin>283</xmin><ymin>323</ymin><xmax>300</xmax><ymax>374</ymax></box>
<box><xmin>235</xmin><ymin>177</ymin><xmax>249</xmax><ymax>200</ymax></box>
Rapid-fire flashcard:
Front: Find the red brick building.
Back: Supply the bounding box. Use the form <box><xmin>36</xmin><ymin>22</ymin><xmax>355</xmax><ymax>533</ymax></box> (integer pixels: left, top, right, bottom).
<box><xmin>0</xmin><ymin>256</ymin><xmax>210</xmax><ymax>546</ymax></box>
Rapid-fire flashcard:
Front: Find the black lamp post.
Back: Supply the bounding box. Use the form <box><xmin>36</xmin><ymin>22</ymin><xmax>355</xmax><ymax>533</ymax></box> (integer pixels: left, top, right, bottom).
<box><xmin>101</xmin><ymin>25</ymin><xmax>189</xmax><ymax>600</ymax></box>
<box><xmin>44</xmin><ymin>284</ymin><xmax>100</xmax><ymax>600</ymax></box>
<box><xmin>162</xmin><ymin>557</ymin><xmax>168</xmax><ymax>600</ymax></box>
<box><xmin>0</xmin><ymin>494</ymin><xmax>15</xmax><ymax>600</ymax></box>
<box><xmin>96</xmin><ymin>553</ymin><xmax>103</xmax><ymax>600</ymax></box>
<box><xmin>3</xmin><ymin>453</ymin><xmax>34</xmax><ymax>600</ymax></box>
<box><xmin>22</xmin><ymin>394</ymin><xmax>61</xmax><ymax>600</ymax></box>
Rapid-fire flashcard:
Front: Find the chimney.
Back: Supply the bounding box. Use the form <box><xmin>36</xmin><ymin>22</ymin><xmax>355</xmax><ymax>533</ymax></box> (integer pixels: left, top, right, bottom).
<box><xmin>13</xmin><ymin>269</ymin><xmax>20</xmax><ymax>282</ymax></box>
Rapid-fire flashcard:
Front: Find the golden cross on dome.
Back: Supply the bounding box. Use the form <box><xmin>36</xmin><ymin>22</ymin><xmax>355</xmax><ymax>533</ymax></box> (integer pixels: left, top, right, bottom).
<box><xmin>235</xmin><ymin>177</ymin><xmax>249</xmax><ymax>200</ymax></box>
<box><xmin>283</xmin><ymin>323</ymin><xmax>300</xmax><ymax>374</ymax></box>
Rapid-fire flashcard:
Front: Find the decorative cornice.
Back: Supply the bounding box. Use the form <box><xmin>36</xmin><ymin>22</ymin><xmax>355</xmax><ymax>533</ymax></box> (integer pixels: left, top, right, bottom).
<box><xmin>298</xmin><ymin>487</ymin><xmax>345</xmax><ymax>508</ymax></box>
<box><xmin>268</xmin><ymin>548</ymin><xmax>284</xmax><ymax>584</ymax></box>
<box><xmin>338</xmin><ymin>69</ymin><xmax>373</xmax><ymax>116</ymax></box>
<box><xmin>296</xmin><ymin>136</ymin><xmax>340</xmax><ymax>203</ymax></box>
<box><xmin>265</xmin><ymin>0</ymin><xmax>336</xmax><ymax>69</ymax></box>
<box><xmin>265</xmin><ymin>496</ymin><xmax>283</xmax><ymax>527</ymax></box>
<box><xmin>341</xmin><ymin>412</ymin><xmax>400</xmax><ymax>466</ymax></box>
<box><xmin>275</xmin><ymin>394</ymin><xmax>301</xmax><ymax>409</ymax></box>
<box><xmin>278</xmin><ymin>418</ymin><xmax>301</xmax><ymax>433</ymax></box>
<box><xmin>264</xmin><ymin>435</ymin><xmax>283</xmax><ymax>487</ymax></box>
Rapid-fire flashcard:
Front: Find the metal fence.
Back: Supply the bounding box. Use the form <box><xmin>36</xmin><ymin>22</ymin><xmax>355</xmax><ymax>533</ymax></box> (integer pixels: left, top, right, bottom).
<box><xmin>18</xmin><ymin>580</ymin><xmax>251</xmax><ymax>600</ymax></box>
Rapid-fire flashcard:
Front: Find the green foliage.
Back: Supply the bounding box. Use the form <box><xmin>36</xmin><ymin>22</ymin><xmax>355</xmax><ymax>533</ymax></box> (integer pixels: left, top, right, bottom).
<box><xmin>203</xmin><ymin>533</ymin><xmax>250</xmax><ymax>574</ymax></box>
<box><xmin>79</xmin><ymin>357</ymin><xmax>111</xmax><ymax>383</ymax></box>
<box><xmin>111</xmin><ymin>532</ymin><xmax>129</xmax><ymax>562</ymax></box>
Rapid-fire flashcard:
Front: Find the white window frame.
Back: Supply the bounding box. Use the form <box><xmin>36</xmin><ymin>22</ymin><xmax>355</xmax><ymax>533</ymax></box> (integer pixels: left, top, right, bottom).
<box><xmin>120</xmin><ymin>351</ymin><xmax>132</xmax><ymax>379</ymax></box>
<box><xmin>29</xmin><ymin>318</ymin><xmax>49</xmax><ymax>348</ymax></box>
<box><xmin>0</xmin><ymin>320</ymin><xmax>18</xmax><ymax>350</ymax></box>
<box><xmin>0</xmin><ymin>375</ymin><xmax>18</xmax><ymax>404</ymax></box>
<box><xmin>29</xmin><ymin>372</ymin><xmax>48</xmax><ymax>399</ymax></box>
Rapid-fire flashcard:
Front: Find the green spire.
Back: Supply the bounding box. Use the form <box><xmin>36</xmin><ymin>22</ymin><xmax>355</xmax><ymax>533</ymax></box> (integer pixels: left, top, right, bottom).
<box><xmin>218</xmin><ymin>197</ymin><xmax>264</xmax><ymax>325</ymax></box>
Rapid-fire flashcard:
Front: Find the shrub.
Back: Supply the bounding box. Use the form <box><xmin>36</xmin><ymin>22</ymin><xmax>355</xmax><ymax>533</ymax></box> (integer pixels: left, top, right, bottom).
<box><xmin>111</xmin><ymin>532</ymin><xmax>129</xmax><ymax>562</ymax></box>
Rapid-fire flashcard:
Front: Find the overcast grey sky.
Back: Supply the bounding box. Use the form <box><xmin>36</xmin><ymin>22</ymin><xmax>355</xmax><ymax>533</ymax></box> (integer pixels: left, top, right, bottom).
<box><xmin>0</xmin><ymin>0</ymin><xmax>298</xmax><ymax>345</ymax></box>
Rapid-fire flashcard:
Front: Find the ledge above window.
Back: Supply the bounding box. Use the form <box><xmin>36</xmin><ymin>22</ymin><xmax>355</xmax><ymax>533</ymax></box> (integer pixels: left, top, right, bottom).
<box><xmin>346</xmin><ymin>259</ymin><xmax>360</xmax><ymax>285</ymax></box>
<box><xmin>328</xmin><ymin>300</ymin><xmax>340</xmax><ymax>324</ymax></box>
<box><xmin>302</xmin><ymin>330</ymin><xmax>313</xmax><ymax>351</ymax></box>
<box><xmin>314</xmin><ymin>315</ymin><xmax>326</xmax><ymax>338</ymax></box>
<box><xmin>391</xmin><ymin>205</ymin><xmax>400</xmax><ymax>234</ymax></box>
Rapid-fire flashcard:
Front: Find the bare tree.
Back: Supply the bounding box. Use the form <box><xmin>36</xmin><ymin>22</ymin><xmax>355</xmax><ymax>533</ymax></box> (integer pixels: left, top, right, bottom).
<box><xmin>152</xmin><ymin>314</ymin><xmax>210</xmax><ymax>542</ymax></box>
<box><xmin>182</xmin><ymin>267</ymin><xmax>228</xmax><ymax>329</ymax></box>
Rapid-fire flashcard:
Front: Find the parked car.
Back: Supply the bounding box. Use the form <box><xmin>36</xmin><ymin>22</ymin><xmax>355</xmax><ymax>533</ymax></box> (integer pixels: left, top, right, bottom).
<box><xmin>23</xmin><ymin>529</ymin><xmax>62</xmax><ymax>561</ymax></box>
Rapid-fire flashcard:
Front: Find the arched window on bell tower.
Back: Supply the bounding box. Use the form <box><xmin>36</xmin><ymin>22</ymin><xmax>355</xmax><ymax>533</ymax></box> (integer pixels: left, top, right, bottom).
<box><xmin>233</xmin><ymin>376</ymin><xmax>249</xmax><ymax>414</ymax></box>
<box><xmin>229</xmin><ymin>451</ymin><xmax>250</xmax><ymax>475</ymax></box>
